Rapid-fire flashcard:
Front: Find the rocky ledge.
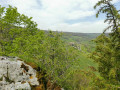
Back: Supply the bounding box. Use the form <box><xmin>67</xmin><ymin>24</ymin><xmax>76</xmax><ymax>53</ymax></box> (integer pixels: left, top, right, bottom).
<box><xmin>0</xmin><ymin>56</ymin><xmax>39</xmax><ymax>90</ymax></box>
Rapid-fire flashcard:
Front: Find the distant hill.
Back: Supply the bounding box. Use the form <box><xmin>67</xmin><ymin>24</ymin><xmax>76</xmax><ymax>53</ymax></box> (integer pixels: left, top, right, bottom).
<box><xmin>43</xmin><ymin>30</ymin><xmax>101</xmax><ymax>42</ymax></box>
<box><xmin>61</xmin><ymin>32</ymin><xmax>102</xmax><ymax>44</ymax></box>
<box><xmin>43</xmin><ymin>30</ymin><xmax>102</xmax><ymax>53</ymax></box>
<box><xmin>62</xmin><ymin>32</ymin><xmax>101</xmax><ymax>39</ymax></box>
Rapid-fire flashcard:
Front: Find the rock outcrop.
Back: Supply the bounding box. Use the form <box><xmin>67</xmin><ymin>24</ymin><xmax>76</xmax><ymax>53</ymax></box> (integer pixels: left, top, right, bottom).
<box><xmin>0</xmin><ymin>56</ymin><xmax>39</xmax><ymax>90</ymax></box>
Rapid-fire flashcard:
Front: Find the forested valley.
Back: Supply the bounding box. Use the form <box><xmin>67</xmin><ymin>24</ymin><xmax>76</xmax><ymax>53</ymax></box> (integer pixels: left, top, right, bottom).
<box><xmin>0</xmin><ymin>0</ymin><xmax>120</xmax><ymax>89</ymax></box>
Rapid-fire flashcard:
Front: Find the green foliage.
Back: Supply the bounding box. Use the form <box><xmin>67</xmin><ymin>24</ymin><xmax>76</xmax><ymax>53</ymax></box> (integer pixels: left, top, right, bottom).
<box><xmin>92</xmin><ymin>0</ymin><xmax>120</xmax><ymax>88</ymax></box>
<box><xmin>91</xmin><ymin>76</ymin><xmax>120</xmax><ymax>89</ymax></box>
<box><xmin>0</xmin><ymin>5</ymin><xmax>97</xmax><ymax>89</ymax></box>
<box><xmin>0</xmin><ymin>5</ymin><xmax>38</xmax><ymax>55</ymax></box>
<box><xmin>94</xmin><ymin>0</ymin><xmax>120</xmax><ymax>32</ymax></box>
<box><xmin>0</xmin><ymin>4</ymin><xmax>104</xmax><ymax>89</ymax></box>
<box><xmin>61</xmin><ymin>69</ymin><xmax>94</xmax><ymax>90</ymax></box>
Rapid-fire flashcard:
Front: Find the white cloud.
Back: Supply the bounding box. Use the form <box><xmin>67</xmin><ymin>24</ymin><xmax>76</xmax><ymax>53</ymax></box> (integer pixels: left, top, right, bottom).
<box><xmin>67</xmin><ymin>11</ymin><xmax>95</xmax><ymax>20</ymax></box>
<box><xmin>112</xmin><ymin>0</ymin><xmax>119</xmax><ymax>3</ymax></box>
<box><xmin>7</xmin><ymin>0</ymin><xmax>38</xmax><ymax>14</ymax></box>
<box><xmin>0</xmin><ymin>0</ymin><xmax>119</xmax><ymax>33</ymax></box>
<box><xmin>49</xmin><ymin>20</ymin><xmax>108</xmax><ymax>33</ymax></box>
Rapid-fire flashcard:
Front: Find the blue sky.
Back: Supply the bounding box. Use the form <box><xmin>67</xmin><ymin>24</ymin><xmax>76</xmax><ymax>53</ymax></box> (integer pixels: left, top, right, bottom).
<box><xmin>0</xmin><ymin>0</ymin><xmax>119</xmax><ymax>33</ymax></box>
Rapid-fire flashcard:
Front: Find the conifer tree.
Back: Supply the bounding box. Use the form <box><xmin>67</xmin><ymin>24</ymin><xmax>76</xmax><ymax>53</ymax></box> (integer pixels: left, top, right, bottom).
<box><xmin>92</xmin><ymin>0</ymin><xmax>120</xmax><ymax>85</ymax></box>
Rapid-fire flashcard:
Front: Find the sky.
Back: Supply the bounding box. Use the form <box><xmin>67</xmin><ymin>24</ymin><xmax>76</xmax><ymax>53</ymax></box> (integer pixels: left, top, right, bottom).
<box><xmin>0</xmin><ymin>0</ymin><xmax>119</xmax><ymax>33</ymax></box>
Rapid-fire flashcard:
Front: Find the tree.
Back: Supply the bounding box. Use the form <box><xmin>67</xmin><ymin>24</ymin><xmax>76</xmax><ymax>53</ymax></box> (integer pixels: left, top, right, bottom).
<box><xmin>92</xmin><ymin>0</ymin><xmax>120</xmax><ymax>86</ymax></box>
<box><xmin>0</xmin><ymin>5</ymin><xmax>38</xmax><ymax>55</ymax></box>
<box><xmin>0</xmin><ymin>5</ymin><xmax>81</xmax><ymax>89</ymax></box>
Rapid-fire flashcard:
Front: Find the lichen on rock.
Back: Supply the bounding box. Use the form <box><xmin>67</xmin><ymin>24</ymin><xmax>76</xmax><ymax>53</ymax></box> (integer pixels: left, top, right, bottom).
<box><xmin>0</xmin><ymin>56</ymin><xmax>39</xmax><ymax>90</ymax></box>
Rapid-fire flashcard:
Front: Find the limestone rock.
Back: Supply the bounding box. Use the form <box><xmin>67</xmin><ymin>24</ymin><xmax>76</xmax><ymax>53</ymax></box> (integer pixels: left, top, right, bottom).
<box><xmin>0</xmin><ymin>56</ymin><xmax>39</xmax><ymax>90</ymax></box>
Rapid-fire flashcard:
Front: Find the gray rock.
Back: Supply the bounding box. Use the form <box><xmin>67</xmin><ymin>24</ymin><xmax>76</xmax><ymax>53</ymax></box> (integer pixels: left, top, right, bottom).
<box><xmin>0</xmin><ymin>56</ymin><xmax>39</xmax><ymax>90</ymax></box>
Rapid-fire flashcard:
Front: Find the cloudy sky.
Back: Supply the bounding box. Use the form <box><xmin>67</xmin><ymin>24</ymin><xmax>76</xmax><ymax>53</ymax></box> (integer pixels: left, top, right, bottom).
<box><xmin>0</xmin><ymin>0</ymin><xmax>119</xmax><ymax>33</ymax></box>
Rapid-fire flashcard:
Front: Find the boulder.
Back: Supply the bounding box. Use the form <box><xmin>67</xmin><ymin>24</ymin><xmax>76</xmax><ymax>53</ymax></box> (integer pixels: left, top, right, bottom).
<box><xmin>0</xmin><ymin>56</ymin><xmax>39</xmax><ymax>90</ymax></box>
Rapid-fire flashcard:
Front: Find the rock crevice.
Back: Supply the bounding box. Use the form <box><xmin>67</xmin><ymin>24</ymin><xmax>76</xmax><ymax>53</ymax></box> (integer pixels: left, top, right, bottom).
<box><xmin>0</xmin><ymin>56</ymin><xmax>39</xmax><ymax>90</ymax></box>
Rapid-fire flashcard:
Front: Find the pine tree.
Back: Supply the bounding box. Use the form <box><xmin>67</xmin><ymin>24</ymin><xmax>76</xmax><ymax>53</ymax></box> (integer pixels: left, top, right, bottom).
<box><xmin>92</xmin><ymin>0</ymin><xmax>120</xmax><ymax>85</ymax></box>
